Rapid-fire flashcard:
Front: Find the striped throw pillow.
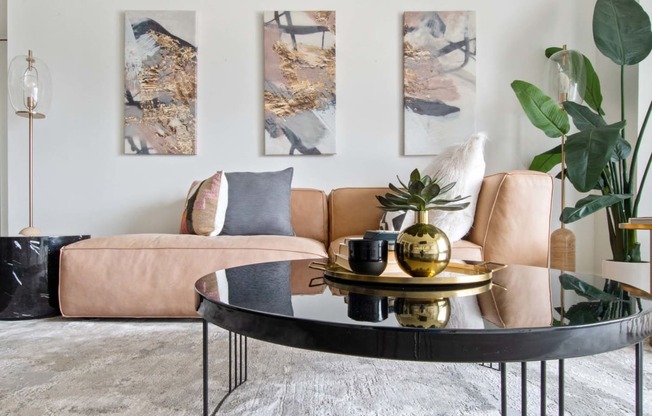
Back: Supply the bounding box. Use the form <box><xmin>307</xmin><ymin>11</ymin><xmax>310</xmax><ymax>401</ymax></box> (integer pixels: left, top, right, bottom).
<box><xmin>180</xmin><ymin>171</ymin><xmax>229</xmax><ymax>236</ymax></box>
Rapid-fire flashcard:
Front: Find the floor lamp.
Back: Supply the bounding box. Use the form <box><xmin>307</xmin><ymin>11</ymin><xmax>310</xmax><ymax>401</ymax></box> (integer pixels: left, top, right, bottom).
<box><xmin>8</xmin><ymin>50</ymin><xmax>52</xmax><ymax>236</ymax></box>
<box><xmin>544</xmin><ymin>45</ymin><xmax>586</xmax><ymax>272</ymax></box>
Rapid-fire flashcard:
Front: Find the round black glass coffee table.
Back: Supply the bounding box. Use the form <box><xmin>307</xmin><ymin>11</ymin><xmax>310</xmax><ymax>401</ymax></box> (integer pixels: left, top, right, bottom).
<box><xmin>196</xmin><ymin>258</ymin><xmax>652</xmax><ymax>415</ymax></box>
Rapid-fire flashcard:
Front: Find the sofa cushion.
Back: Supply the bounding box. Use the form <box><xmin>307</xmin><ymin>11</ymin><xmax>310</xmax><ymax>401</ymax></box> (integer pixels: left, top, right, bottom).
<box><xmin>221</xmin><ymin>167</ymin><xmax>295</xmax><ymax>236</ymax></box>
<box><xmin>180</xmin><ymin>171</ymin><xmax>229</xmax><ymax>236</ymax></box>
<box><xmin>58</xmin><ymin>233</ymin><xmax>327</xmax><ymax>318</ymax></box>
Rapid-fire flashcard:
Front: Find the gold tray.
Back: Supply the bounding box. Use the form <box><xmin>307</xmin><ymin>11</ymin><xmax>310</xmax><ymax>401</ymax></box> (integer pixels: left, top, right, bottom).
<box><xmin>323</xmin><ymin>276</ymin><xmax>493</xmax><ymax>299</ymax></box>
<box><xmin>309</xmin><ymin>261</ymin><xmax>506</xmax><ymax>286</ymax></box>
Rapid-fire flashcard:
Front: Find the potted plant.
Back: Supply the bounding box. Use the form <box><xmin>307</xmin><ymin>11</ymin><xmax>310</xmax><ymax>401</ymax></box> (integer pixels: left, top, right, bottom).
<box><xmin>376</xmin><ymin>168</ymin><xmax>469</xmax><ymax>277</ymax></box>
<box><xmin>511</xmin><ymin>0</ymin><xmax>652</xmax><ymax>267</ymax></box>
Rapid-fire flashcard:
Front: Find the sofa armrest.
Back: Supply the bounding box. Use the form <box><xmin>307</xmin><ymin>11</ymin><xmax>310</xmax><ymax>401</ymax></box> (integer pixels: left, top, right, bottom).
<box><xmin>467</xmin><ymin>171</ymin><xmax>553</xmax><ymax>268</ymax></box>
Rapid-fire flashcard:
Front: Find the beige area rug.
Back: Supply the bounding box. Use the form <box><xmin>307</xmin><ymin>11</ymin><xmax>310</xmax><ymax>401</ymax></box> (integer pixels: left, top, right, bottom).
<box><xmin>1</xmin><ymin>318</ymin><xmax>651</xmax><ymax>415</ymax></box>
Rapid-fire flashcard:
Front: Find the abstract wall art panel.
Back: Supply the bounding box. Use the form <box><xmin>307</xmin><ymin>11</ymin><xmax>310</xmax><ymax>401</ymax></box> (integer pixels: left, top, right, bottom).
<box><xmin>263</xmin><ymin>11</ymin><xmax>336</xmax><ymax>155</ymax></box>
<box><xmin>124</xmin><ymin>11</ymin><xmax>197</xmax><ymax>155</ymax></box>
<box><xmin>403</xmin><ymin>11</ymin><xmax>476</xmax><ymax>155</ymax></box>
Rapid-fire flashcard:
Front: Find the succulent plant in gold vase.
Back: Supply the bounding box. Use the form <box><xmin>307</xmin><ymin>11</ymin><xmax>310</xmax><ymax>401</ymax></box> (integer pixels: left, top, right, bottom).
<box><xmin>376</xmin><ymin>169</ymin><xmax>470</xmax><ymax>277</ymax></box>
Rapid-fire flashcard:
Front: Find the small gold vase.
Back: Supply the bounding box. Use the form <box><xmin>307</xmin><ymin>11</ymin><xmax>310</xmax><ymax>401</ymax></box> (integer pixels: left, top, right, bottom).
<box><xmin>395</xmin><ymin>211</ymin><xmax>451</xmax><ymax>277</ymax></box>
<box><xmin>394</xmin><ymin>297</ymin><xmax>451</xmax><ymax>329</ymax></box>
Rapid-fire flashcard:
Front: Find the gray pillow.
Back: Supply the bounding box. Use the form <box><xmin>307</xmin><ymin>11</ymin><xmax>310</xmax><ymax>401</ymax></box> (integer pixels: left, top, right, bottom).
<box><xmin>225</xmin><ymin>261</ymin><xmax>294</xmax><ymax>316</ymax></box>
<box><xmin>220</xmin><ymin>167</ymin><xmax>294</xmax><ymax>236</ymax></box>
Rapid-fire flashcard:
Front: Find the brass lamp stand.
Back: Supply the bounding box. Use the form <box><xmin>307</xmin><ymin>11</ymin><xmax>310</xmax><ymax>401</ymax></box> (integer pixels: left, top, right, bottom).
<box><xmin>550</xmin><ymin>134</ymin><xmax>576</xmax><ymax>271</ymax></box>
<box><xmin>8</xmin><ymin>50</ymin><xmax>52</xmax><ymax>236</ymax></box>
<box><xmin>546</xmin><ymin>45</ymin><xmax>585</xmax><ymax>272</ymax></box>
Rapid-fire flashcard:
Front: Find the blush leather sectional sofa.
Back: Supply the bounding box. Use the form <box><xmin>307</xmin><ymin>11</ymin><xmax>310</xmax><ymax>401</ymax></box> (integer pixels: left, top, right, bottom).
<box><xmin>58</xmin><ymin>170</ymin><xmax>553</xmax><ymax>318</ymax></box>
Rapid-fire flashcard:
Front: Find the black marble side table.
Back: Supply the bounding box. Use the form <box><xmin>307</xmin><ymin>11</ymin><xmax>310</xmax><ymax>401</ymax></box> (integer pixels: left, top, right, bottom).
<box><xmin>0</xmin><ymin>235</ymin><xmax>89</xmax><ymax>320</ymax></box>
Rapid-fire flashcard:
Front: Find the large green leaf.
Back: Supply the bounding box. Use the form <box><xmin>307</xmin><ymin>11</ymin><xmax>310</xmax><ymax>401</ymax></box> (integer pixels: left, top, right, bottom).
<box><xmin>560</xmin><ymin>194</ymin><xmax>631</xmax><ymax>223</ymax></box>
<box><xmin>565</xmin><ymin>121</ymin><xmax>625</xmax><ymax>192</ymax></box>
<box><xmin>546</xmin><ymin>47</ymin><xmax>604</xmax><ymax>115</ymax></box>
<box><xmin>564</xmin><ymin>303</ymin><xmax>602</xmax><ymax>324</ymax></box>
<box><xmin>563</xmin><ymin>101</ymin><xmax>606</xmax><ymax>131</ymax></box>
<box><xmin>563</xmin><ymin>102</ymin><xmax>630</xmax><ymax>161</ymax></box>
<box><xmin>581</xmin><ymin>56</ymin><xmax>605</xmax><ymax>115</ymax></box>
<box><xmin>593</xmin><ymin>0</ymin><xmax>652</xmax><ymax>65</ymax></box>
<box><xmin>529</xmin><ymin>145</ymin><xmax>562</xmax><ymax>172</ymax></box>
<box><xmin>560</xmin><ymin>273</ymin><xmax>619</xmax><ymax>301</ymax></box>
<box><xmin>511</xmin><ymin>80</ymin><xmax>569</xmax><ymax>138</ymax></box>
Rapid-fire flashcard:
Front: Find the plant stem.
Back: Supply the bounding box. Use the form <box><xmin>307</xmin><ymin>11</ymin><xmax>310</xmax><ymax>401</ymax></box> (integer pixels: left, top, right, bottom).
<box><xmin>606</xmin><ymin>206</ymin><xmax>618</xmax><ymax>259</ymax></box>
<box><xmin>634</xmin><ymin>152</ymin><xmax>652</xmax><ymax>217</ymax></box>
<box><xmin>631</xmin><ymin>100</ymin><xmax>652</xmax><ymax>216</ymax></box>
<box><xmin>621</xmin><ymin>65</ymin><xmax>625</xmax><ymax>139</ymax></box>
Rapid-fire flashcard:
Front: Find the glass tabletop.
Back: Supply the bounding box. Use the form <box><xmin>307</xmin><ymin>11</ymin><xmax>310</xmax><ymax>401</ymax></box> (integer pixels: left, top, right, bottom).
<box><xmin>195</xmin><ymin>258</ymin><xmax>651</xmax><ymax>332</ymax></box>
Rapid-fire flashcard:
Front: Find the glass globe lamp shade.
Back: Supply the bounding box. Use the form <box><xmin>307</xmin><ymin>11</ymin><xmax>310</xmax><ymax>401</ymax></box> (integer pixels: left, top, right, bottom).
<box><xmin>8</xmin><ymin>51</ymin><xmax>52</xmax><ymax>119</ymax></box>
<box><xmin>542</xmin><ymin>48</ymin><xmax>586</xmax><ymax>105</ymax></box>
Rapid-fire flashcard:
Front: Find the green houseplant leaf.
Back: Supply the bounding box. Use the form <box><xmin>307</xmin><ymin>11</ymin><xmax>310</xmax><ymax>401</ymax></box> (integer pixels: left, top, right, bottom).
<box><xmin>563</xmin><ymin>102</ymin><xmax>631</xmax><ymax>162</ymax></box>
<box><xmin>517</xmin><ymin>1</ymin><xmax>651</xmax><ymax>264</ymax></box>
<box><xmin>376</xmin><ymin>169</ymin><xmax>470</xmax><ymax>214</ymax></box>
<box><xmin>529</xmin><ymin>145</ymin><xmax>562</xmax><ymax>173</ymax></box>
<box><xmin>612</xmin><ymin>137</ymin><xmax>632</xmax><ymax>161</ymax></box>
<box><xmin>510</xmin><ymin>80</ymin><xmax>569</xmax><ymax>138</ymax></box>
<box><xmin>563</xmin><ymin>101</ymin><xmax>607</xmax><ymax>131</ymax></box>
<box><xmin>565</xmin><ymin>121</ymin><xmax>625</xmax><ymax>192</ymax></box>
<box><xmin>560</xmin><ymin>273</ymin><xmax>619</xmax><ymax>301</ymax></box>
<box><xmin>560</xmin><ymin>194</ymin><xmax>631</xmax><ymax>224</ymax></box>
<box><xmin>564</xmin><ymin>303</ymin><xmax>602</xmax><ymax>325</ymax></box>
<box><xmin>581</xmin><ymin>55</ymin><xmax>605</xmax><ymax>115</ymax></box>
<box><xmin>593</xmin><ymin>0</ymin><xmax>652</xmax><ymax>65</ymax></box>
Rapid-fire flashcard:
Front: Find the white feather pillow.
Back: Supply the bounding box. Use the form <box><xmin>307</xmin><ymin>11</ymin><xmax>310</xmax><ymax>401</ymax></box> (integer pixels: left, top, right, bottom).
<box><xmin>380</xmin><ymin>133</ymin><xmax>487</xmax><ymax>242</ymax></box>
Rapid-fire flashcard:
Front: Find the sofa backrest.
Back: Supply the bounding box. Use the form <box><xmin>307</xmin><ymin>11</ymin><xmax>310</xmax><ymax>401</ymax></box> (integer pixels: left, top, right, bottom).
<box><xmin>328</xmin><ymin>187</ymin><xmax>388</xmax><ymax>243</ymax></box>
<box><xmin>328</xmin><ymin>171</ymin><xmax>553</xmax><ymax>268</ymax></box>
<box><xmin>467</xmin><ymin>171</ymin><xmax>552</xmax><ymax>268</ymax></box>
<box><xmin>291</xmin><ymin>188</ymin><xmax>329</xmax><ymax>246</ymax></box>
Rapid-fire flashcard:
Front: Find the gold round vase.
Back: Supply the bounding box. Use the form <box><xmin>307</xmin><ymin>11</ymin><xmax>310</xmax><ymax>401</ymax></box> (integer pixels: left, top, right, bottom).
<box><xmin>394</xmin><ymin>297</ymin><xmax>451</xmax><ymax>329</ymax></box>
<box><xmin>395</xmin><ymin>211</ymin><xmax>451</xmax><ymax>277</ymax></box>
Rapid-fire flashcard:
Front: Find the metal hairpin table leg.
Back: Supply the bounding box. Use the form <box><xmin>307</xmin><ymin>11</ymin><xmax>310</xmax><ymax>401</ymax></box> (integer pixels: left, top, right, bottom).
<box><xmin>521</xmin><ymin>362</ymin><xmax>527</xmax><ymax>415</ymax></box>
<box><xmin>558</xmin><ymin>359</ymin><xmax>565</xmax><ymax>416</ymax></box>
<box><xmin>540</xmin><ymin>361</ymin><xmax>547</xmax><ymax>416</ymax></box>
<box><xmin>202</xmin><ymin>324</ymin><xmax>249</xmax><ymax>415</ymax></box>
<box><xmin>636</xmin><ymin>342</ymin><xmax>643</xmax><ymax>416</ymax></box>
<box><xmin>203</xmin><ymin>320</ymin><xmax>208</xmax><ymax>416</ymax></box>
<box><xmin>500</xmin><ymin>362</ymin><xmax>507</xmax><ymax>416</ymax></box>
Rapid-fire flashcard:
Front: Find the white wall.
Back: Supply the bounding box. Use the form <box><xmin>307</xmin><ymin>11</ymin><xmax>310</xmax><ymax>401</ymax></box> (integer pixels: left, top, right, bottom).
<box><xmin>4</xmin><ymin>0</ymin><xmax>615</xmax><ymax>272</ymax></box>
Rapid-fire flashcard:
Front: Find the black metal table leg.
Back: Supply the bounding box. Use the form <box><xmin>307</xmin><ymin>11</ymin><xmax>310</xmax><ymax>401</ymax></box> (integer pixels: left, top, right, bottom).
<box><xmin>501</xmin><ymin>362</ymin><xmax>507</xmax><ymax>416</ymax></box>
<box><xmin>636</xmin><ymin>342</ymin><xmax>643</xmax><ymax>416</ymax></box>
<box><xmin>521</xmin><ymin>362</ymin><xmax>528</xmax><ymax>415</ymax></box>
<box><xmin>202</xmin><ymin>328</ymin><xmax>250</xmax><ymax>415</ymax></box>
<box><xmin>558</xmin><ymin>359</ymin><xmax>564</xmax><ymax>416</ymax></box>
<box><xmin>203</xmin><ymin>320</ymin><xmax>208</xmax><ymax>416</ymax></box>
<box><xmin>540</xmin><ymin>361</ymin><xmax>546</xmax><ymax>416</ymax></box>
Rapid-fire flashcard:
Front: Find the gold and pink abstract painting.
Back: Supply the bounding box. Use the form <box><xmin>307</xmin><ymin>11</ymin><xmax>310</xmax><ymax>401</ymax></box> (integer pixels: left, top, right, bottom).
<box><xmin>264</xmin><ymin>11</ymin><xmax>336</xmax><ymax>155</ymax></box>
<box><xmin>124</xmin><ymin>11</ymin><xmax>197</xmax><ymax>155</ymax></box>
<box><xmin>404</xmin><ymin>11</ymin><xmax>476</xmax><ymax>155</ymax></box>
